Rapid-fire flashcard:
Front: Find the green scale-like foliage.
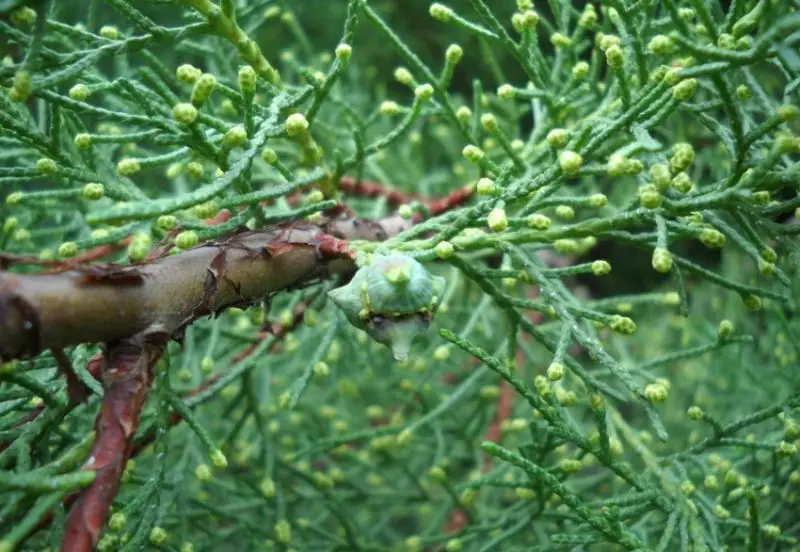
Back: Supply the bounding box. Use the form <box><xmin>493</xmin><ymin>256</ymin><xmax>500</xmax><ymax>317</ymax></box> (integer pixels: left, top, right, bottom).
<box><xmin>1</xmin><ymin>0</ymin><xmax>800</xmax><ymax>551</ymax></box>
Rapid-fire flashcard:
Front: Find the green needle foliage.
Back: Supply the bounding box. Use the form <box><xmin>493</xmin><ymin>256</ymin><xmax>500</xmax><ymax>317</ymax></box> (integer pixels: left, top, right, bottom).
<box><xmin>1</xmin><ymin>0</ymin><xmax>800</xmax><ymax>551</ymax></box>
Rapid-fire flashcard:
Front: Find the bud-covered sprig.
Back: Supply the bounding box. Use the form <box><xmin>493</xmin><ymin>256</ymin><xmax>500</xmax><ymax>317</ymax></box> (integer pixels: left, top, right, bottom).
<box><xmin>429</xmin><ymin>2</ymin><xmax>501</xmax><ymax>47</ymax></box>
<box><xmin>480</xmin><ymin>113</ymin><xmax>525</xmax><ymax>170</ymax></box>
<box><xmin>439</xmin><ymin>44</ymin><xmax>463</xmax><ymax>88</ymax></box>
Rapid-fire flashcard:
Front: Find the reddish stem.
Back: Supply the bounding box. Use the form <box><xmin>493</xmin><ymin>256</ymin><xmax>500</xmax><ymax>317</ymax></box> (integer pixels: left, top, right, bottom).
<box><xmin>61</xmin><ymin>335</ymin><xmax>166</xmax><ymax>552</ymax></box>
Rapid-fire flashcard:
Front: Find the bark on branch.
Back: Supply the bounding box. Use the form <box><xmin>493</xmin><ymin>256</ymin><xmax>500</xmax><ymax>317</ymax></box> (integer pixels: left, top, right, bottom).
<box><xmin>0</xmin><ymin>215</ymin><xmax>410</xmax><ymax>362</ymax></box>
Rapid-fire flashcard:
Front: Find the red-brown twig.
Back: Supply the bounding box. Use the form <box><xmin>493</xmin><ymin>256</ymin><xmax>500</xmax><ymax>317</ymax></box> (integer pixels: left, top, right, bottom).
<box><xmin>61</xmin><ymin>334</ymin><xmax>167</xmax><ymax>552</ymax></box>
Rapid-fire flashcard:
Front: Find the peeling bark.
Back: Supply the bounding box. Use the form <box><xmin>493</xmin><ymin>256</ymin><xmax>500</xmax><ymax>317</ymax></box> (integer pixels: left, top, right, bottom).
<box><xmin>61</xmin><ymin>333</ymin><xmax>166</xmax><ymax>552</ymax></box>
<box><xmin>0</xmin><ymin>216</ymin><xmax>410</xmax><ymax>362</ymax></box>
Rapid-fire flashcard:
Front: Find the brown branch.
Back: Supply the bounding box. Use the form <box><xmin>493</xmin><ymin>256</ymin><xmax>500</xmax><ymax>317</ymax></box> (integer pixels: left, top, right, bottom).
<box><xmin>0</xmin><ymin>216</ymin><xmax>411</xmax><ymax>362</ymax></box>
<box><xmin>61</xmin><ymin>333</ymin><xmax>166</xmax><ymax>552</ymax></box>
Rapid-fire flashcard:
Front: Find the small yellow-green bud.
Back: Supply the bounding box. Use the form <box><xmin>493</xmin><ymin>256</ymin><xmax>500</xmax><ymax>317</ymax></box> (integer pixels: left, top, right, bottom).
<box><xmin>166</xmin><ymin>163</ymin><xmax>183</xmax><ymax>179</ymax></box>
<box><xmin>36</xmin><ymin>158</ymin><xmax>58</xmax><ymax>175</ymax></box>
<box><xmin>511</xmin><ymin>10</ymin><xmax>539</xmax><ymax>32</ymax></box>
<box><xmin>487</xmin><ymin>208</ymin><xmax>508</xmax><ymax>232</ymax></box>
<box><xmin>588</xmin><ymin>193</ymin><xmax>607</xmax><ymax>208</ymax></box>
<box><xmin>462</xmin><ymin>144</ymin><xmax>484</xmax><ymax>163</ymax></box>
<box><xmin>717</xmin><ymin>33</ymin><xmax>736</xmax><ymax>50</ymax></box>
<box><xmin>775</xmin><ymin>133</ymin><xmax>800</xmax><ymax>155</ymax></box>
<box><xmin>758</xmin><ymin>258</ymin><xmax>775</xmax><ymax>276</ymax></box>
<box><xmin>172</xmin><ymin>102</ymin><xmax>198</xmax><ymax>125</ymax></box>
<box><xmin>11</xmin><ymin>6</ymin><xmax>36</xmax><ymax>26</ymax></box>
<box><xmin>9</xmin><ymin>70</ymin><xmax>31</xmax><ymax>102</ymax></box>
<box><xmin>175</xmin><ymin>230</ymin><xmax>199</xmax><ymax>250</ymax></box>
<box><xmin>191</xmin><ymin>73</ymin><xmax>217</xmax><ymax>106</ymax></box>
<box><xmin>527</xmin><ymin>213</ymin><xmax>551</xmax><ymax>230</ymax></box>
<box><xmin>433</xmin><ymin>345</ymin><xmax>450</xmax><ymax>361</ymax></box>
<box><xmin>12</xmin><ymin>229</ymin><xmax>29</xmax><ymax>242</ymax></box>
<box><xmin>109</xmin><ymin>512</ymin><xmax>126</xmax><ymax>531</ymax></box>
<box><xmin>638</xmin><ymin>185</ymin><xmax>662</xmax><ymax>209</ymax></box>
<box><xmin>209</xmin><ymin>448</ymin><xmax>227</xmax><ymax>468</ymax></box>
<box><xmin>599</xmin><ymin>33</ymin><xmax>620</xmax><ymax>51</ymax></box>
<box><xmin>672</xmin><ymin>78</ymin><xmax>698</xmax><ymax>101</ymax></box>
<box><xmin>238</xmin><ymin>65</ymin><xmax>257</xmax><ymax>93</ymax></box>
<box><xmin>128</xmin><ymin>239</ymin><xmax>150</xmax><ymax>262</ymax></box>
<box><xmin>82</xmin><ymin>183</ymin><xmax>105</xmax><ymax>201</ymax></box>
<box><xmin>560</xmin><ymin>459</ymin><xmax>582</xmax><ymax>473</ymax></box>
<box><xmin>744</xmin><ymin>294</ymin><xmax>762</xmax><ymax>311</ymax></box>
<box><xmin>760</xmin><ymin>246</ymin><xmax>777</xmax><ymax>264</ymax></box>
<box><xmin>644</xmin><ymin>383</ymin><xmax>668</xmax><ymax>403</ymax></box>
<box><xmin>91</xmin><ymin>229</ymin><xmax>109</xmax><ymax>240</ymax></box>
<box><xmin>546</xmin><ymin>128</ymin><xmax>568</xmax><ymax>148</ymax></box>
<box><xmin>194</xmin><ymin>201</ymin><xmax>218</xmax><ymax>219</ymax></box>
<box><xmin>186</xmin><ymin>161</ymin><xmax>204</xmax><ymax>180</ymax></box>
<box><xmin>285</xmin><ymin>113</ymin><xmax>309</xmax><ymax>137</ymax></box>
<box><xmin>651</xmin><ymin>248</ymin><xmax>672</xmax><ymax>273</ymax></box>
<box><xmin>558</xmin><ymin>150</ymin><xmax>583</xmax><ymax>174</ymax></box>
<box><xmin>445</xmin><ymin>538</ymin><xmax>463</xmax><ymax>552</ymax></box>
<box><xmin>610</xmin><ymin>315</ymin><xmax>636</xmax><ymax>334</ymax></box>
<box><xmin>156</xmin><ymin>215</ymin><xmax>177</xmax><ymax>231</ymax></box>
<box><xmin>149</xmin><ymin>527</ymin><xmax>168</xmax><ymax>545</ymax></box>
<box><xmin>606</xmin><ymin>153</ymin><xmax>629</xmax><ymax>176</ymax></box>
<box><xmin>554</xmin><ymin>205</ymin><xmax>575</xmax><ymax>220</ymax></box>
<box><xmin>429</xmin><ymin>465</ymin><xmax>447</xmax><ymax>481</ymax></box>
<box><xmin>680</xmin><ymin>480</ymin><xmax>696</xmax><ymax>496</ymax></box>
<box><xmin>406</xmin><ymin>536</ymin><xmax>423</xmax><ymax>552</ymax></box>
<box><xmin>547</xmin><ymin>362</ymin><xmax>564</xmax><ymax>381</ymax></box>
<box><xmin>578</xmin><ymin>5</ymin><xmax>597</xmax><ymax>28</ymax></box>
<box><xmin>713</xmin><ymin>504</ymin><xmax>731</xmax><ymax>519</ymax></box>
<box><xmin>379</xmin><ymin>100</ymin><xmax>400</xmax><ymax>116</ymax></box>
<box><xmin>99</xmin><ymin>25</ymin><xmax>119</xmax><ymax>40</ymax></box>
<box><xmin>704</xmin><ymin>474</ymin><xmax>719</xmax><ymax>489</ymax></box>
<box><xmin>763</xmin><ymin>524</ymin><xmax>781</xmax><ymax>539</ymax></box>
<box><xmin>274</xmin><ymin>519</ymin><xmax>291</xmax><ymax>544</ymax></box>
<box><xmin>176</xmin><ymin>64</ymin><xmax>202</xmax><ymax>84</ymax></box>
<box><xmin>572</xmin><ymin>61</ymin><xmax>589</xmax><ymax>80</ymax></box>
<box><xmin>117</xmin><ymin>158</ymin><xmax>141</xmax><ymax>176</ymax></box>
<box><xmin>735</xmin><ymin>84</ymin><xmax>752</xmax><ymax>101</ymax></box>
<box><xmin>778</xmin><ymin>104</ymin><xmax>799</xmax><ymax>123</ymax></box>
<box><xmin>776</xmin><ymin>440</ymin><xmax>797</xmax><ymax>458</ymax></box>
<box><xmin>3</xmin><ymin>217</ymin><xmax>18</xmax><ymax>233</ymax></box>
<box><xmin>480</xmin><ymin>113</ymin><xmax>498</xmax><ymax>132</ymax></box>
<box><xmin>335</xmin><ymin>43</ymin><xmax>352</xmax><ymax>62</ymax></box>
<box><xmin>429</xmin><ymin>3</ymin><xmax>454</xmax><ymax>22</ymax></box>
<box><xmin>699</xmin><ymin>228</ymin><xmax>726</xmax><ymax>248</ymax></box>
<box><xmin>476</xmin><ymin>177</ymin><xmax>497</xmax><ymax>196</ymax></box>
<box><xmin>445</xmin><ymin>44</ymin><xmax>463</xmax><ymax>65</ymax></box>
<box><xmin>455</xmin><ymin>105</ymin><xmax>472</xmax><ymax>124</ymax></box>
<box><xmin>605</xmin><ymin>45</ymin><xmax>624</xmax><ymax>70</ymax></box>
<box><xmin>222</xmin><ymin>125</ymin><xmax>248</xmax><ymax>149</ymax></box>
<box><xmin>670</xmin><ymin>172</ymin><xmax>691</xmax><ymax>194</ymax></box>
<box><xmin>480</xmin><ymin>385</ymin><xmax>500</xmax><ymax>400</ymax></box>
<box><xmin>687</xmin><ymin>406</ymin><xmax>704</xmax><ymax>420</ymax></box>
<box><xmin>497</xmin><ymin>84</ymin><xmax>515</xmax><ymax>99</ymax></box>
<box><xmin>670</xmin><ymin>143</ymin><xmax>695</xmax><ymax>173</ymax></box>
<box><xmin>649</xmin><ymin>163</ymin><xmax>671</xmax><ymax>191</ymax></box>
<box><xmin>552</xmin><ymin>241</ymin><xmax>583</xmax><ymax>258</ymax></box>
<box><xmin>550</xmin><ymin>32</ymin><xmax>571</xmax><ymax>49</ymax></box>
<box><xmin>648</xmin><ymin>35</ymin><xmax>675</xmax><ymax>55</ymax></box>
<box><xmin>435</xmin><ymin>241</ymin><xmax>455</xmax><ymax>259</ymax></box>
<box><xmin>592</xmin><ymin>260</ymin><xmax>611</xmax><ymax>276</ymax></box>
<box><xmin>68</xmin><ymin>83</ymin><xmax>90</xmax><ymax>101</ymax></box>
<box><xmin>394</xmin><ymin>67</ymin><xmax>414</xmax><ymax>85</ymax></box>
<box><xmin>414</xmin><ymin>83</ymin><xmax>434</xmax><ymax>103</ymax></box>
<box><xmin>74</xmin><ymin>133</ymin><xmax>92</xmax><ymax>149</ymax></box>
<box><xmin>195</xmin><ymin>464</ymin><xmax>212</xmax><ymax>481</ymax></box>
